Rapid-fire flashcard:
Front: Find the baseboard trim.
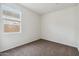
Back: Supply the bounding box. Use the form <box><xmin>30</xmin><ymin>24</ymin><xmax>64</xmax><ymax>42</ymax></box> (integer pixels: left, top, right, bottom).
<box><xmin>0</xmin><ymin>39</ymin><xmax>41</xmax><ymax>53</ymax></box>
<box><xmin>41</xmin><ymin>38</ymin><xmax>77</xmax><ymax>49</ymax></box>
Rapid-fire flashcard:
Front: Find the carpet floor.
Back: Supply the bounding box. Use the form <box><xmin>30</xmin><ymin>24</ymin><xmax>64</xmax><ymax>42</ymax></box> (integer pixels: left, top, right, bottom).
<box><xmin>0</xmin><ymin>39</ymin><xmax>79</xmax><ymax>56</ymax></box>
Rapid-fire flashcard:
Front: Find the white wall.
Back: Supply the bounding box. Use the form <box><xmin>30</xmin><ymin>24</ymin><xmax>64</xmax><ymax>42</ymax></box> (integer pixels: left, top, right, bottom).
<box><xmin>0</xmin><ymin>4</ymin><xmax>3</xmax><ymax>51</ymax></box>
<box><xmin>41</xmin><ymin>6</ymin><xmax>78</xmax><ymax>47</ymax></box>
<box><xmin>75</xmin><ymin>5</ymin><xmax>79</xmax><ymax>48</ymax></box>
<box><xmin>0</xmin><ymin>4</ymin><xmax>41</xmax><ymax>52</ymax></box>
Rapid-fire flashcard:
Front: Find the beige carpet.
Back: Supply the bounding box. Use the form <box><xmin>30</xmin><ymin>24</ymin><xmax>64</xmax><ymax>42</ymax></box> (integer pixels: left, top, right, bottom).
<box><xmin>0</xmin><ymin>39</ymin><xmax>79</xmax><ymax>56</ymax></box>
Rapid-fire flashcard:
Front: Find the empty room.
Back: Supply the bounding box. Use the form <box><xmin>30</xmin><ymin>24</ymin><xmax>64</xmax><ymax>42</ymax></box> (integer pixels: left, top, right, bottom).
<box><xmin>0</xmin><ymin>3</ymin><xmax>79</xmax><ymax>56</ymax></box>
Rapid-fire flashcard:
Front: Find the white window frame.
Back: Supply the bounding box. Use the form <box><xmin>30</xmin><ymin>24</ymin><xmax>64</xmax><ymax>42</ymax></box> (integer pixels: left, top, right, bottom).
<box><xmin>1</xmin><ymin>4</ymin><xmax>22</xmax><ymax>34</ymax></box>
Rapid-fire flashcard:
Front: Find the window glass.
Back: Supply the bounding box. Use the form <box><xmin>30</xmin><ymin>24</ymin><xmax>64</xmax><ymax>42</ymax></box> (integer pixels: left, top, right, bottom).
<box><xmin>2</xmin><ymin>4</ymin><xmax>21</xmax><ymax>33</ymax></box>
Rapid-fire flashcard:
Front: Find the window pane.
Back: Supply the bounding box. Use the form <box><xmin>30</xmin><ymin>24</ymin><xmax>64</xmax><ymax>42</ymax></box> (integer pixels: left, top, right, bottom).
<box><xmin>3</xmin><ymin>10</ymin><xmax>20</xmax><ymax>19</ymax></box>
<box><xmin>4</xmin><ymin>20</ymin><xmax>20</xmax><ymax>32</ymax></box>
<box><xmin>2</xmin><ymin>4</ymin><xmax>21</xmax><ymax>20</ymax></box>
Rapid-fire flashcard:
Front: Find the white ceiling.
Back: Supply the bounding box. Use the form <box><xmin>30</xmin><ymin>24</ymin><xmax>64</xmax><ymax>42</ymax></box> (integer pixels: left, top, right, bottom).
<box><xmin>21</xmin><ymin>3</ymin><xmax>77</xmax><ymax>15</ymax></box>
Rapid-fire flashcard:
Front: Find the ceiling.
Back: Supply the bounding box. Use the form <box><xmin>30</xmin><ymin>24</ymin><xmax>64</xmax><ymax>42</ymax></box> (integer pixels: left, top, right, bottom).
<box><xmin>20</xmin><ymin>3</ymin><xmax>77</xmax><ymax>15</ymax></box>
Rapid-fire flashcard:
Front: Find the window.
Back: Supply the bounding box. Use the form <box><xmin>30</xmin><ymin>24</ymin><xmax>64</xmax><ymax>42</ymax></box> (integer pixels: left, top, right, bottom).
<box><xmin>4</xmin><ymin>19</ymin><xmax>20</xmax><ymax>32</ymax></box>
<box><xmin>2</xmin><ymin>4</ymin><xmax>21</xmax><ymax>33</ymax></box>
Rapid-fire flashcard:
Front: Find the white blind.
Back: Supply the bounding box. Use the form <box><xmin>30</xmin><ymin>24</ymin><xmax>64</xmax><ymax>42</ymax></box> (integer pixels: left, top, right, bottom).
<box><xmin>2</xmin><ymin>4</ymin><xmax>21</xmax><ymax>21</ymax></box>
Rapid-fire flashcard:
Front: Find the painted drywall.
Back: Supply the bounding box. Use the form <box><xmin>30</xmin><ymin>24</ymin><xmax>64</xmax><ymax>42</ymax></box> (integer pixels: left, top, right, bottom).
<box><xmin>0</xmin><ymin>4</ymin><xmax>3</xmax><ymax>51</ymax></box>
<box><xmin>41</xmin><ymin>6</ymin><xmax>78</xmax><ymax>47</ymax></box>
<box><xmin>0</xmin><ymin>4</ymin><xmax>41</xmax><ymax>52</ymax></box>
<box><xmin>75</xmin><ymin>5</ymin><xmax>79</xmax><ymax>48</ymax></box>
